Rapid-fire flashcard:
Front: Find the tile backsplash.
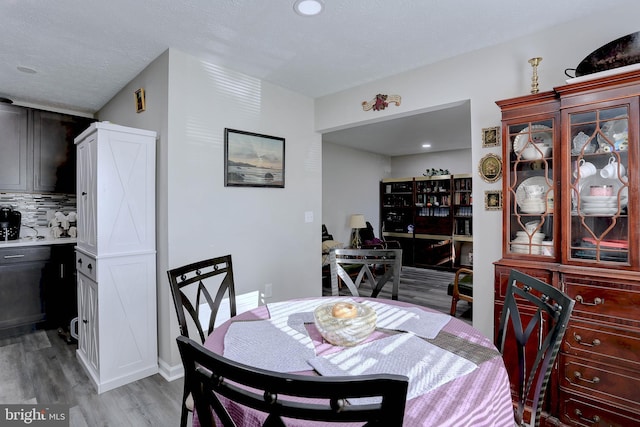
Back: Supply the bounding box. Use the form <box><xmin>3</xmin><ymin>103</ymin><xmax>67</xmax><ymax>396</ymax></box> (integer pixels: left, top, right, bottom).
<box><xmin>0</xmin><ymin>193</ymin><xmax>76</xmax><ymax>227</ymax></box>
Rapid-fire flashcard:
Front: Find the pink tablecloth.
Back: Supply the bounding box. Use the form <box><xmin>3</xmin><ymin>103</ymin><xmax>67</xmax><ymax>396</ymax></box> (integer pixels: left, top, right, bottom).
<box><xmin>195</xmin><ymin>297</ymin><xmax>514</xmax><ymax>427</ymax></box>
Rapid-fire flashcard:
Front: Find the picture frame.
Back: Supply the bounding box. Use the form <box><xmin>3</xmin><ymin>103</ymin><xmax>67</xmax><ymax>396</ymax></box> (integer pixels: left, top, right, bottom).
<box><xmin>484</xmin><ymin>190</ymin><xmax>503</xmax><ymax>210</ymax></box>
<box><xmin>224</xmin><ymin>128</ymin><xmax>285</xmax><ymax>188</ymax></box>
<box><xmin>482</xmin><ymin>126</ymin><xmax>501</xmax><ymax>148</ymax></box>
<box><xmin>135</xmin><ymin>88</ymin><xmax>146</xmax><ymax>113</ymax></box>
<box><xmin>478</xmin><ymin>153</ymin><xmax>502</xmax><ymax>183</ymax></box>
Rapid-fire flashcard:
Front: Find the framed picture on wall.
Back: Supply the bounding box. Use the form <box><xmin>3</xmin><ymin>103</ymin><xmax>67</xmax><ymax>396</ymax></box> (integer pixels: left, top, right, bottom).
<box><xmin>482</xmin><ymin>126</ymin><xmax>500</xmax><ymax>148</ymax></box>
<box><xmin>224</xmin><ymin>128</ymin><xmax>285</xmax><ymax>188</ymax></box>
<box><xmin>484</xmin><ymin>190</ymin><xmax>503</xmax><ymax>210</ymax></box>
<box><xmin>134</xmin><ymin>88</ymin><xmax>146</xmax><ymax>113</ymax></box>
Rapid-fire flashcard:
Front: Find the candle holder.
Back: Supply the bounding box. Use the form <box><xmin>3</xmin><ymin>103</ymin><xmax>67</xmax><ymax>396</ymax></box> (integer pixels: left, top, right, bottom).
<box><xmin>528</xmin><ymin>57</ymin><xmax>542</xmax><ymax>94</ymax></box>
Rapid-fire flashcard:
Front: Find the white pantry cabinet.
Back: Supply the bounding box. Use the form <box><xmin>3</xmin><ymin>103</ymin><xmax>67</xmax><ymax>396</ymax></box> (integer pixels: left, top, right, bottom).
<box><xmin>74</xmin><ymin>122</ymin><xmax>157</xmax><ymax>393</ymax></box>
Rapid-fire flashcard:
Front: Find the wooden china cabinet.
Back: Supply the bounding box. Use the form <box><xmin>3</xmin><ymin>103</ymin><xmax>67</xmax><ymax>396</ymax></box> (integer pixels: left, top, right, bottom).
<box><xmin>495</xmin><ymin>69</ymin><xmax>640</xmax><ymax>426</ymax></box>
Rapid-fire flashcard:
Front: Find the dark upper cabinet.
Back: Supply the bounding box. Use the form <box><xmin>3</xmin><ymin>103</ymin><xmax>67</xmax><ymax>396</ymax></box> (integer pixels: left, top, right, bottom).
<box><xmin>0</xmin><ymin>104</ymin><xmax>94</xmax><ymax>194</ymax></box>
<box><xmin>0</xmin><ymin>103</ymin><xmax>29</xmax><ymax>191</ymax></box>
<box><xmin>33</xmin><ymin>110</ymin><xmax>94</xmax><ymax>193</ymax></box>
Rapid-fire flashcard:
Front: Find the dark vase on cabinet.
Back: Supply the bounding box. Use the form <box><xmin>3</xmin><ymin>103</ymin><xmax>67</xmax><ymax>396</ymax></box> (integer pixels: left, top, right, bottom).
<box><xmin>495</xmin><ymin>69</ymin><xmax>640</xmax><ymax>426</ymax></box>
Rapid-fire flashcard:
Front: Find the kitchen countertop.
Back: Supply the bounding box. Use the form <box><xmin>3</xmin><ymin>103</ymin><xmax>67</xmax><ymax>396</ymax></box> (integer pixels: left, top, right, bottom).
<box><xmin>0</xmin><ymin>227</ymin><xmax>77</xmax><ymax>248</ymax></box>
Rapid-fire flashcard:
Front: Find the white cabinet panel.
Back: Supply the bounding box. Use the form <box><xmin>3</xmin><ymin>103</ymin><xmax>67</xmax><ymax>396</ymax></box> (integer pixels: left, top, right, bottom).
<box><xmin>75</xmin><ymin>122</ymin><xmax>157</xmax><ymax>394</ymax></box>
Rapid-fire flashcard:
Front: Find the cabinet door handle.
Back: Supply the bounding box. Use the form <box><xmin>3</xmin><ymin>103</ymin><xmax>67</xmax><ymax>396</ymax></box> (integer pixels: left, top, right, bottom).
<box><xmin>87</xmin><ymin>264</ymin><xmax>92</xmax><ymax>271</ymax></box>
<box><xmin>82</xmin><ymin>191</ymin><xmax>87</xmax><ymax>196</ymax></box>
<box><xmin>574</xmin><ymin>409</ymin><xmax>600</xmax><ymax>424</ymax></box>
<box><xmin>574</xmin><ymin>371</ymin><xmax>600</xmax><ymax>384</ymax></box>
<box><xmin>3</xmin><ymin>254</ymin><xmax>25</xmax><ymax>259</ymax></box>
<box><xmin>83</xmin><ymin>319</ymin><xmax>88</xmax><ymax>324</ymax></box>
<box><xmin>573</xmin><ymin>333</ymin><xmax>601</xmax><ymax>347</ymax></box>
<box><xmin>575</xmin><ymin>295</ymin><xmax>603</xmax><ymax>306</ymax></box>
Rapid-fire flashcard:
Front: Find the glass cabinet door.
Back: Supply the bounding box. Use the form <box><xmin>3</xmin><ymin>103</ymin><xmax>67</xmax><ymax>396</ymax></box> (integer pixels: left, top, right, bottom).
<box><xmin>566</xmin><ymin>105</ymin><xmax>630</xmax><ymax>265</ymax></box>
<box><xmin>506</xmin><ymin>118</ymin><xmax>556</xmax><ymax>258</ymax></box>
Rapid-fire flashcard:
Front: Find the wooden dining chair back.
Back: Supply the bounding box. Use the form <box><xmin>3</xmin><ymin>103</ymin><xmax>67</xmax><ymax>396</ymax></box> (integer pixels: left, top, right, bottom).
<box><xmin>329</xmin><ymin>248</ymin><xmax>402</xmax><ymax>300</ymax></box>
<box><xmin>176</xmin><ymin>336</ymin><xmax>409</xmax><ymax>427</ymax></box>
<box><xmin>167</xmin><ymin>255</ymin><xmax>237</xmax><ymax>427</ymax></box>
<box><xmin>496</xmin><ymin>270</ymin><xmax>574</xmax><ymax>427</ymax></box>
<box><xmin>449</xmin><ymin>267</ymin><xmax>473</xmax><ymax>316</ymax></box>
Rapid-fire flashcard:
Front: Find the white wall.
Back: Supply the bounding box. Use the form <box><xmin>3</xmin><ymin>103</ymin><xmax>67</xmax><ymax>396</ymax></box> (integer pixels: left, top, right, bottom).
<box><xmin>391</xmin><ymin>149</ymin><xmax>472</xmax><ymax>178</ymax></box>
<box><xmin>99</xmin><ymin>49</ymin><xmax>321</xmax><ymax>378</ymax></box>
<box><xmin>322</xmin><ymin>142</ymin><xmax>391</xmax><ymax>242</ymax></box>
<box><xmin>315</xmin><ymin>6</ymin><xmax>640</xmax><ymax>338</ymax></box>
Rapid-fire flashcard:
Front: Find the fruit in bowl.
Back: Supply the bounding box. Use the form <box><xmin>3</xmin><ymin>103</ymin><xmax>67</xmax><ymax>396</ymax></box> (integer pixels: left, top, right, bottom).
<box><xmin>520</xmin><ymin>144</ymin><xmax>552</xmax><ymax>160</ymax></box>
<box><xmin>314</xmin><ymin>301</ymin><xmax>377</xmax><ymax>347</ymax></box>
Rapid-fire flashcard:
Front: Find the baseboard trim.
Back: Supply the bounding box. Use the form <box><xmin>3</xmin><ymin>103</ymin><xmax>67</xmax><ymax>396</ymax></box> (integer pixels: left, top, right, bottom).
<box><xmin>158</xmin><ymin>357</ymin><xmax>184</xmax><ymax>381</ymax></box>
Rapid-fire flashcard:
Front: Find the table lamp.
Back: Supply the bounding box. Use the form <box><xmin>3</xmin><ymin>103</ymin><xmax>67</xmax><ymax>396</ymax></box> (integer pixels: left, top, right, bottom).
<box><xmin>349</xmin><ymin>214</ymin><xmax>367</xmax><ymax>248</ymax></box>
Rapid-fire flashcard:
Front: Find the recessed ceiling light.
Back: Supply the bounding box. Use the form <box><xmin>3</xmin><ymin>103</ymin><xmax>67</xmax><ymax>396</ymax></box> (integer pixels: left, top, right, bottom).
<box><xmin>293</xmin><ymin>0</ymin><xmax>324</xmax><ymax>16</ymax></box>
<box><xmin>17</xmin><ymin>66</ymin><xmax>37</xmax><ymax>74</ymax></box>
<box><xmin>422</xmin><ymin>144</ymin><xmax>432</xmax><ymax>148</ymax></box>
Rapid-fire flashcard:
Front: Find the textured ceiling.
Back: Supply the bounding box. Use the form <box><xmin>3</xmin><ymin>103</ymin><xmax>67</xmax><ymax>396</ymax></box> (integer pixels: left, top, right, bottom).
<box><xmin>0</xmin><ymin>0</ymin><xmax>635</xmax><ymax>155</ymax></box>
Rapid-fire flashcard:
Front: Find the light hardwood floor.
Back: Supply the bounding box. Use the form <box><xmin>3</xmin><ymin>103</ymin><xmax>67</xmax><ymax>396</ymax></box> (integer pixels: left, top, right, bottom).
<box><xmin>0</xmin><ymin>267</ymin><xmax>468</xmax><ymax>426</ymax></box>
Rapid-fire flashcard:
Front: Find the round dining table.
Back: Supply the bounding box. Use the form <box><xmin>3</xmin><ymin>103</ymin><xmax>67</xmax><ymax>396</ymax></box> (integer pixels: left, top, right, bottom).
<box><xmin>195</xmin><ymin>296</ymin><xmax>515</xmax><ymax>427</ymax></box>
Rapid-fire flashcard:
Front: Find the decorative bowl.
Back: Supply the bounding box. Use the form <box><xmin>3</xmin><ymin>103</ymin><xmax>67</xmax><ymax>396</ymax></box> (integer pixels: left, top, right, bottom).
<box><xmin>314</xmin><ymin>301</ymin><xmax>377</xmax><ymax>347</ymax></box>
<box><xmin>521</xmin><ymin>144</ymin><xmax>552</xmax><ymax>160</ymax></box>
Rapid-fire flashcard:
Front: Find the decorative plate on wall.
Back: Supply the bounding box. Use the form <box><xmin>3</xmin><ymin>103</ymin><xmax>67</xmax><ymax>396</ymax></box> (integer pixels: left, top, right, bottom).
<box><xmin>478</xmin><ymin>153</ymin><xmax>502</xmax><ymax>183</ymax></box>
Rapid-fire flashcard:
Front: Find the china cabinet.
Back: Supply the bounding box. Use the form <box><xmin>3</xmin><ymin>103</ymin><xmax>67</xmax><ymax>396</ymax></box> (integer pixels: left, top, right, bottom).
<box><xmin>495</xmin><ymin>69</ymin><xmax>640</xmax><ymax>426</ymax></box>
<box><xmin>74</xmin><ymin>122</ymin><xmax>157</xmax><ymax>393</ymax></box>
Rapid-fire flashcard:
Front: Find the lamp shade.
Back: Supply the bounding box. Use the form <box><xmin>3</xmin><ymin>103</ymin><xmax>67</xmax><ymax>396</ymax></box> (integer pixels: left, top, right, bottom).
<box><xmin>349</xmin><ymin>214</ymin><xmax>366</xmax><ymax>229</ymax></box>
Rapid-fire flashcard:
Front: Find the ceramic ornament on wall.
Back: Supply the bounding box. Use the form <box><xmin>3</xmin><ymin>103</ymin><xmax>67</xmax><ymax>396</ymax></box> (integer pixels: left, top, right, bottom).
<box><xmin>362</xmin><ymin>94</ymin><xmax>401</xmax><ymax>111</ymax></box>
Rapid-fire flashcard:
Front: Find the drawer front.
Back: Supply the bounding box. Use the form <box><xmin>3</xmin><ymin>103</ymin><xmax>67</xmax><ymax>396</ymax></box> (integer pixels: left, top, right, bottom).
<box><xmin>563</xmin><ymin>320</ymin><xmax>640</xmax><ymax>370</ymax></box>
<box><xmin>75</xmin><ymin>252</ymin><xmax>97</xmax><ymax>281</ymax></box>
<box><xmin>559</xmin><ymin>354</ymin><xmax>640</xmax><ymax>410</ymax></box>
<box><xmin>563</xmin><ymin>276</ymin><xmax>640</xmax><ymax>327</ymax></box>
<box><xmin>560</xmin><ymin>393</ymin><xmax>640</xmax><ymax>427</ymax></box>
<box><xmin>0</xmin><ymin>246</ymin><xmax>51</xmax><ymax>264</ymax></box>
<box><xmin>494</xmin><ymin>264</ymin><xmax>554</xmax><ymax>300</ymax></box>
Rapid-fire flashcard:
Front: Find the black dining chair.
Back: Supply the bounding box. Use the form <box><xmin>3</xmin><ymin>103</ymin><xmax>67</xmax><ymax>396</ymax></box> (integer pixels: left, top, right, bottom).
<box><xmin>496</xmin><ymin>270</ymin><xmax>575</xmax><ymax>427</ymax></box>
<box><xmin>167</xmin><ymin>255</ymin><xmax>237</xmax><ymax>427</ymax></box>
<box><xmin>176</xmin><ymin>335</ymin><xmax>409</xmax><ymax>427</ymax></box>
<box><xmin>329</xmin><ymin>248</ymin><xmax>402</xmax><ymax>300</ymax></box>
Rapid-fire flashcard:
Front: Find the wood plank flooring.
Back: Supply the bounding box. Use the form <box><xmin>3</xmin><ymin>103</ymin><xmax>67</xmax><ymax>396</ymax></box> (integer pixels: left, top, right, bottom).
<box><xmin>0</xmin><ymin>267</ymin><xmax>468</xmax><ymax>426</ymax></box>
<box><xmin>0</xmin><ymin>329</ymin><xmax>183</xmax><ymax>427</ymax></box>
<box><xmin>323</xmin><ymin>266</ymin><xmax>473</xmax><ymax>324</ymax></box>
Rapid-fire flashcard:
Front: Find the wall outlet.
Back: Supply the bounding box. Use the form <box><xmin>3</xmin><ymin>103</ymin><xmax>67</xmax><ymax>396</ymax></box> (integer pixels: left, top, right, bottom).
<box><xmin>304</xmin><ymin>211</ymin><xmax>314</xmax><ymax>223</ymax></box>
<box><xmin>264</xmin><ymin>283</ymin><xmax>272</xmax><ymax>298</ymax></box>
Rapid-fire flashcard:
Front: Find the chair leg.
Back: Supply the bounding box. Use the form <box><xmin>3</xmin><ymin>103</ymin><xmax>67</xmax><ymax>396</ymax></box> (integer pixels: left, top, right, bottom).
<box><xmin>450</xmin><ymin>297</ymin><xmax>458</xmax><ymax>316</ymax></box>
<box><xmin>180</xmin><ymin>405</ymin><xmax>188</xmax><ymax>427</ymax></box>
<box><xmin>180</xmin><ymin>383</ymin><xmax>190</xmax><ymax>427</ymax></box>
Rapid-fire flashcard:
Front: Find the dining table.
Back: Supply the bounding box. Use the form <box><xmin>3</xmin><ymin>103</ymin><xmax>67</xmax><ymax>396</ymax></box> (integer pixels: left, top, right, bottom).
<box><xmin>194</xmin><ymin>296</ymin><xmax>515</xmax><ymax>427</ymax></box>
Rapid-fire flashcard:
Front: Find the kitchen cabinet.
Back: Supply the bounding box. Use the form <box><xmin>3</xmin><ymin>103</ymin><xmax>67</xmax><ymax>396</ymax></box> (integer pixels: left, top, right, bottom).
<box><xmin>33</xmin><ymin>110</ymin><xmax>94</xmax><ymax>193</ymax></box>
<box><xmin>0</xmin><ymin>103</ymin><xmax>29</xmax><ymax>191</ymax></box>
<box><xmin>43</xmin><ymin>243</ymin><xmax>77</xmax><ymax>333</ymax></box>
<box><xmin>494</xmin><ymin>69</ymin><xmax>640</xmax><ymax>426</ymax></box>
<box><xmin>0</xmin><ymin>103</ymin><xmax>94</xmax><ymax>194</ymax></box>
<box><xmin>74</xmin><ymin>122</ymin><xmax>157</xmax><ymax>393</ymax></box>
<box><xmin>380</xmin><ymin>174</ymin><xmax>472</xmax><ymax>269</ymax></box>
<box><xmin>0</xmin><ymin>245</ymin><xmax>51</xmax><ymax>336</ymax></box>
